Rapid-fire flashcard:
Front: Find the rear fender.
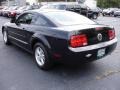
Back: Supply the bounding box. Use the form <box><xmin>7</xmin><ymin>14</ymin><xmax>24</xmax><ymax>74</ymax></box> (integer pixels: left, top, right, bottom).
<box><xmin>30</xmin><ymin>34</ymin><xmax>51</xmax><ymax>51</ymax></box>
<box><xmin>2</xmin><ymin>26</ymin><xmax>5</xmax><ymax>33</ymax></box>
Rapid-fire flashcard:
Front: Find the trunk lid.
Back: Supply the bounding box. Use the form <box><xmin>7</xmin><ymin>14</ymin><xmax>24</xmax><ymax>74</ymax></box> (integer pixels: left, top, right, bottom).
<box><xmin>60</xmin><ymin>24</ymin><xmax>115</xmax><ymax>46</ymax></box>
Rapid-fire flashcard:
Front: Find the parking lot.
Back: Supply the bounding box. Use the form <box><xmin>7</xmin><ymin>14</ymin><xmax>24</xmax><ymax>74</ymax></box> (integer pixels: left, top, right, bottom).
<box><xmin>0</xmin><ymin>16</ymin><xmax>120</xmax><ymax>90</ymax></box>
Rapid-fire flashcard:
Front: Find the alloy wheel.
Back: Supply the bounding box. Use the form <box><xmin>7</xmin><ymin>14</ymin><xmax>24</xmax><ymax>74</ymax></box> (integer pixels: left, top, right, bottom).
<box><xmin>35</xmin><ymin>46</ymin><xmax>45</xmax><ymax>66</ymax></box>
<box><xmin>3</xmin><ymin>31</ymin><xmax>8</xmax><ymax>43</ymax></box>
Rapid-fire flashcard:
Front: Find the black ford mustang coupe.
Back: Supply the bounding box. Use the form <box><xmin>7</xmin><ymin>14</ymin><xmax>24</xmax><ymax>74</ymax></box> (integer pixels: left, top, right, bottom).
<box><xmin>2</xmin><ymin>10</ymin><xmax>117</xmax><ymax>70</ymax></box>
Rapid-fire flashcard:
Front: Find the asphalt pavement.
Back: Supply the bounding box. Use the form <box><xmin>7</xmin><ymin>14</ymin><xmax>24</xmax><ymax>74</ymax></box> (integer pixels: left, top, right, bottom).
<box><xmin>0</xmin><ymin>16</ymin><xmax>120</xmax><ymax>90</ymax></box>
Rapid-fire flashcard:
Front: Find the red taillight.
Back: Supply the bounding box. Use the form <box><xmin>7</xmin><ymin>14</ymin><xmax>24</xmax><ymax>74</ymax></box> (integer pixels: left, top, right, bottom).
<box><xmin>11</xmin><ymin>12</ymin><xmax>16</xmax><ymax>16</ymax></box>
<box><xmin>108</xmin><ymin>30</ymin><xmax>115</xmax><ymax>40</ymax></box>
<box><xmin>70</xmin><ymin>34</ymin><xmax>88</xmax><ymax>48</ymax></box>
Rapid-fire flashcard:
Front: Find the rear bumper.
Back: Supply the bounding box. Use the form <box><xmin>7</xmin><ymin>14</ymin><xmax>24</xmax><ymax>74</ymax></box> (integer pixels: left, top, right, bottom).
<box><xmin>103</xmin><ymin>12</ymin><xmax>112</xmax><ymax>15</ymax></box>
<box><xmin>88</xmin><ymin>13</ymin><xmax>98</xmax><ymax>18</ymax></box>
<box><xmin>57</xmin><ymin>38</ymin><xmax>117</xmax><ymax>64</ymax></box>
<box><xmin>69</xmin><ymin>38</ymin><xmax>117</xmax><ymax>52</ymax></box>
<box><xmin>114</xmin><ymin>13</ymin><xmax>120</xmax><ymax>16</ymax></box>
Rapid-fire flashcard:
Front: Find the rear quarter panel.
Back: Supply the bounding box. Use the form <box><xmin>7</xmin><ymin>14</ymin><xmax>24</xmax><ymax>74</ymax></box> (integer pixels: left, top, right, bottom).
<box><xmin>30</xmin><ymin>26</ymin><xmax>70</xmax><ymax>54</ymax></box>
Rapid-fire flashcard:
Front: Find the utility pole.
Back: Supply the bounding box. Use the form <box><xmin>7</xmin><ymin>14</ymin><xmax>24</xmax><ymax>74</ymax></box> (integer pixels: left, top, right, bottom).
<box><xmin>7</xmin><ymin>0</ymin><xmax>10</xmax><ymax>6</ymax></box>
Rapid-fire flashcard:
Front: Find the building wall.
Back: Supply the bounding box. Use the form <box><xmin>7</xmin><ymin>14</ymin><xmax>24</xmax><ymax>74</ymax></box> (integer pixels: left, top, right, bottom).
<box><xmin>2</xmin><ymin>0</ymin><xmax>26</xmax><ymax>6</ymax></box>
<box><xmin>84</xmin><ymin>0</ymin><xmax>97</xmax><ymax>8</ymax></box>
<box><xmin>1</xmin><ymin>0</ymin><xmax>15</xmax><ymax>6</ymax></box>
<box><xmin>15</xmin><ymin>0</ymin><xmax>26</xmax><ymax>6</ymax></box>
<box><xmin>37</xmin><ymin>0</ymin><xmax>97</xmax><ymax>7</ymax></box>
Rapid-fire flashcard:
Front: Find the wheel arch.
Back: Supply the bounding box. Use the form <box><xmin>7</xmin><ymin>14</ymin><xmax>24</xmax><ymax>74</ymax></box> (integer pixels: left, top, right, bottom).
<box><xmin>2</xmin><ymin>26</ymin><xmax>8</xmax><ymax>34</ymax></box>
<box><xmin>30</xmin><ymin>34</ymin><xmax>51</xmax><ymax>51</ymax></box>
<box><xmin>2</xmin><ymin>26</ymin><xmax>5</xmax><ymax>34</ymax></box>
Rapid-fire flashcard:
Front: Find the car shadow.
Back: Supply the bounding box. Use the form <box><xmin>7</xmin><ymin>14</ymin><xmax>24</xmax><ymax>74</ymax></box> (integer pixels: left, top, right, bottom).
<box><xmin>3</xmin><ymin>43</ymin><xmax>103</xmax><ymax>81</ymax></box>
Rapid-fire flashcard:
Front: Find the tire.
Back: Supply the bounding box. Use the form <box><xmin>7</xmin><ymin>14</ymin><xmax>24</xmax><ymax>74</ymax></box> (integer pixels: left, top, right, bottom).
<box><xmin>34</xmin><ymin>43</ymin><xmax>53</xmax><ymax>70</ymax></box>
<box><xmin>3</xmin><ymin>30</ymin><xmax>11</xmax><ymax>45</ymax></box>
<box><xmin>110</xmin><ymin>13</ymin><xmax>113</xmax><ymax>17</ymax></box>
<box><xmin>92</xmin><ymin>14</ymin><xmax>98</xmax><ymax>19</ymax></box>
<box><xmin>102</xmin><ymin>13</ymin><xmax>105</xmax><ymax>16</ymax></box>
<box><xmin>114</xmin><ymin>14</ymin><xmax>118</xmax><ymax>17</ymax></box>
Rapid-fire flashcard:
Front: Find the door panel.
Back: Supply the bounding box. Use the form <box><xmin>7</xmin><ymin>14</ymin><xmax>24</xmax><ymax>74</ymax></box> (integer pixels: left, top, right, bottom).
<box><xmin>8</xmin><ymin>13</ymin><xmax>35</xmax><ymax>51</ymax></box>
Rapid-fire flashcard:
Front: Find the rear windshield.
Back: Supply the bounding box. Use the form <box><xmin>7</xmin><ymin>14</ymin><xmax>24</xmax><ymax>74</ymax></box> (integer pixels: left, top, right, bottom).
<box><xmin>44</xmin><ymin>11</ymin><xmax>96</xmax><ymax>26</ymax></box>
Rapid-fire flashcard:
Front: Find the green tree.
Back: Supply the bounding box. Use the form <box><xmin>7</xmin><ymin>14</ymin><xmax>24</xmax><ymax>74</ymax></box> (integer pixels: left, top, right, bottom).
<box><xmin>97</xmin><ymin>0</ymin><xmax>120</xmax><ymax>8</ymax></box>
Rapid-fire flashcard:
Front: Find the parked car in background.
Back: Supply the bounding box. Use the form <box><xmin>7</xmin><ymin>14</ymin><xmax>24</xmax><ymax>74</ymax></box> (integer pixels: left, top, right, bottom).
<box><xmin>102</xmin><ymin>8</ymin><xmax>119</xmax><ymax>16</ymax></box>
<box><xmin>40</xmin><ymin>3</ymin><xmax>99</xmax><ymax>19</ymax></box>
<box><xmin>3</xmin><ymin>6</ymin><xmax>19</xmax><ymax>17</ymax></box>
<box><xmin>40</xmin><ymin>3</ymin><xmax>87</xmax><ymax>16</ymax></box>
<box><xmin>0</xmin><ymin>7</ymin><xmax>8</xmax><ymax>16</ymax></box>
<box><xmin>0</xmin><ymin>5</ymin><xmax>40</xmax><ymax>18</ymax></box>
<box><xmin>96</xmin><ymin>7</ymin><xmax>103</xmax><ymax>13</ymax></box>
<box><xmin>87</xmin><ymin>7</ymin><xmax>100</xmax><ymax>19</ymax></box>
<box><xmin>0</xmin><ymin>6</ymin><xmax>4</xmax><ymax>10</ymax></box>
<box><xmin>114</xmin><ymin>9</ymin><xmax>120</xmax><ymax>17</ymax></box>
<box><xmin>15</xmin><ymin>5</ymin><xmax>40</xmax><ymax>15</ymax></box>
<box><xmin>2</xmin><ymin>10</ymin><xmax>117</xmax><ymax>70</ymax></box>
<box><xmin>9</xmin><ymin>6</ymin><xmax>30</xmax><ymax>17</ymax></box>
<box><xmin>1</xmin><ymin>7</ymin><xmax>9</xmax><ymax>16</ymax></box>
<box><xmin>8</xmin><ymin>6</ymin><xmax>20</xmax><ymax>18</ymax></box>
<box><xmin>15</xmin><ymin>6</ymin><xmax>28</xmax><ymax>15</ymax></box>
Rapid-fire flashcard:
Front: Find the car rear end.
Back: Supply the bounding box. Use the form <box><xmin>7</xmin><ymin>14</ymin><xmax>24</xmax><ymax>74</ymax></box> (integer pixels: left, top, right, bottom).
<box><xmin>42</xmin><ymin>10</ymin><xmax>117</xmax><ymax>64</ymax></box>
<box><xmin>51</xmin><ymin>25</ymin><xmax>117</xmax><ymax>64</ymax></box>
<box><xmin>102</xmin><ymin>9</ymin><xmax>110</xmax><ymax>16</ymax></box>
<box><xmin>114</xmin><ymin>11</ymin><xmax>120</xmax><ymax>17</ymax></box>
<box><xmin>8</xmin><ymin>10</ymin><xmax>17</xmax><ymax>18</ymax></box>
<box><xmin>61</xmin><ymin>25</ymin><xmax>117</xmax><ymax>64</ymax></box>
<box><xmin>8</xmin><ymin>6</ymin><xmax>19</xmax><ymax>18</ymax></box>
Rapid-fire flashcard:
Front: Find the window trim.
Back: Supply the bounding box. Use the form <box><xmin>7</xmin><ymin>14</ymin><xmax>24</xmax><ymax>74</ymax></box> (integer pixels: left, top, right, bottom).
<box><xmin>33</xmin><ymin>14</ymin><xmax>56</xmax><ymax>27</ymax></box>
<box><xmin>16</xmin><ymin>13</ymin><xmax>35</xmax><ymax>25</ymax></box>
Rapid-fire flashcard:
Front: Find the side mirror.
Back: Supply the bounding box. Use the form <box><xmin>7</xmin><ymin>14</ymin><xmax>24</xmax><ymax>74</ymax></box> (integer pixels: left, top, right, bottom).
<box><xmin>10</xmin><ymin>16</ymin><xmax>16</xmax><ymax>23</ymax></box>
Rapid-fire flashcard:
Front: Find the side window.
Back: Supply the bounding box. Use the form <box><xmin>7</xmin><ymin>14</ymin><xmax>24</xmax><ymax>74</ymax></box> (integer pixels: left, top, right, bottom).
<box><xmin>17</xmin><ymin>13</ymin><xmax>33</xmax><ymax>24</ymax></box>
<box><xmin>34</xmin><ymin>16</ymin><xmax>49</xmax><ymax>26</ymax></box>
